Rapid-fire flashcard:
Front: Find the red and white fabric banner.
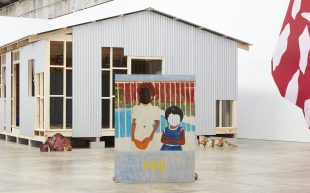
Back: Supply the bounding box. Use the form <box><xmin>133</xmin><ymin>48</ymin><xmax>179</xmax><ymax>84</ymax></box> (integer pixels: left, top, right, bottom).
<box><xmin>272</xmin><ymin>0</ymin><xmax>310</xmax><ymax>128</ymax></box>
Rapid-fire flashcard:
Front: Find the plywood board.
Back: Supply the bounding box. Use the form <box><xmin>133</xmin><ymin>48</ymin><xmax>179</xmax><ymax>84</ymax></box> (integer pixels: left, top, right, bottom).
<box><xmin>114</xmin><ymin>75</ymin><xmax>195</xmax><ymax>183</ymax></box>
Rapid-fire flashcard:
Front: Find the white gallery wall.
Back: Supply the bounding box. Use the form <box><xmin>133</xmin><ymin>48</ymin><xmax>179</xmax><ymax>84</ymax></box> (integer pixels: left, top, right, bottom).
<box><xmin>0</xmin><ymin>16</ymin><xmax>51</xmax><ymax>46</ymax></box>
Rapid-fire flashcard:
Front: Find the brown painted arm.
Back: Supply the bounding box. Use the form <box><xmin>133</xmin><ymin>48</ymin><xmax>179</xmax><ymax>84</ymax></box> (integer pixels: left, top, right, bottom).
<box><xmin>149</xmin><ymin>120</ymin><xmax>160</xmax><ymax>140</ymax></box>
<box><xmin>131</xmin><ymin>119</ymin><xmax>136</xmax><ymax>141</ymax></box>
<box><xmin>161</xmin><ymin>129</ymin><xmax>185</xmax><ymax>145</ymax></box>
<box><xmin>177</xmin><ymin>129</ymin><xmax>185</xmax><ymax>145</ymax></box>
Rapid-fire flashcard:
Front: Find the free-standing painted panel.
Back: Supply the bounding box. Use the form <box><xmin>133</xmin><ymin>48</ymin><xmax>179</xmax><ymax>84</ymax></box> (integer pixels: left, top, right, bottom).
<box><xmin>114</xmin><ymin>75</ymin><xmax>195</xmax><ymax>182</ymax></box>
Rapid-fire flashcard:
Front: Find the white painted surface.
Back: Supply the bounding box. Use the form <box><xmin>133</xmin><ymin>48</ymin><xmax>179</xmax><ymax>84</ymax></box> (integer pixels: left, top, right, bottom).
<box><xmin>298</xmin><ymin>26</ymin><xmax>310</xmax><ymax>74</ymax></box>
<box><xmin>19</xmin><ymin>40</ymin><xmax>47</xmax><ymax>136</ymax></box>
<box><xmin>305</xmin><ymin>99</ymin><xmax>310</xmax><ymax>128</ymax></box>
<box><xmin>272</xmin><ymin>24</ymin><xmax>290</xmax><ymax>71</ymax></box>
<box><xmin>284</xmin><ymin>70</ymin><xmax>299</xmax><ymax>104</ymax></box>
<box><xmin>292</xmin><ymin>0</ymin><xmax>302</xmax><ymax>20</ymax></box>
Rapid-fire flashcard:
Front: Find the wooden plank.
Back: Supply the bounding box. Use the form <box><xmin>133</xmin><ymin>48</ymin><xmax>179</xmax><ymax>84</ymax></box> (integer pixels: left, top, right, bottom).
<box><xmin>43</xmin><ymin>130</ymin><xmax>72</xmax><ymax>137</ymax></box>
<box><xmin>232</xmin><ymin>101</ymin><xmax>238</xmax><ymax>128</ymax></box>
<box><xmin>102</xmin><ymin>129</ymin><xmax>114</xmax><ymax>136</ymax></box>
<box><xmin>7</xmin><ymin>43</ymin><xmax>18</xmax><ymax>52</ymax></box>
<box><xmin>216</xmin><ymin>127</ymin><xmax>237</xmax><ymax>134</ymax></box>
<box><xmin>29</xmin><ymin>28</ymin><xmax>72</xmax><ymax>43</ymax></box>
<box><xmin>219</xmin><ymin>100</ymin><xmax>222</xmax><ymax>127</ymax></box>
<box><xmin>44</xmin><ymin>41</ymin><xmax>50</xmax><ymax>130</ymax></box>
<box><xmin>17</xmin><ymin>38</ymin><xmax>30</xmax><ymax>47</ymax></box>
<box><xmin>0</xmin><ymin>47</ymin><xmax>8</xmax><ymax>55</ymax></box>
<box><xmin>237</xmin><ymin>42</ymin><xmax>250</xmax><ymax>51</ymax></box>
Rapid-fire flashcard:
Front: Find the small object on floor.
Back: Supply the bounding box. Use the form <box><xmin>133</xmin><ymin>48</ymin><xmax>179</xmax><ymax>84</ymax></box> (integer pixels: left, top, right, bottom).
<box><xmin>40</xmin><ymin>133</ymin><xmax>72</xmax><ymax>152</ymax></box>
<box><xmin>222</xmin><ymin>138</ymin><xmax>238</xmax><ymax>148</ymax></box>
<box><xmin>215</xmin><ymin>138</ymin><xmax>225</xmax><ymax>147</ymax></box>
<box><xmin>195</xmin><ymin>172</ymin><xmax>198</xmax><ymax>181</ymax></box>
<box><xmin>199</xmin><ymin>136</ymin><xmax>207</xmax><ymax>148</ymax></box>
<box><xmin>199</xmin><ymin>136</ymin><xmax>237</xmax><ymax>149</ymax></box>
<box><xmin>206</xmin><ymin>138</ymin><xmax>215</xmax><ymax>147</ymax></box>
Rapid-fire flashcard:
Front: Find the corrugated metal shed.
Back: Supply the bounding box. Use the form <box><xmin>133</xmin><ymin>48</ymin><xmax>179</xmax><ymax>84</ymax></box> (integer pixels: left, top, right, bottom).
<box><xmin>73</xmin><ymin>10</ymin><xmax>239</xmax><ymax>136</ymax></box>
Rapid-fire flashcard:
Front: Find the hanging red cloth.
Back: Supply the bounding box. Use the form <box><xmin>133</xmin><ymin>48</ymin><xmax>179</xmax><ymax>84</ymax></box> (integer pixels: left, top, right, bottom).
<box><xmin>272</xmin><ymin>0</ymin><xmax>310</xmax><ymax>128</ymax></box>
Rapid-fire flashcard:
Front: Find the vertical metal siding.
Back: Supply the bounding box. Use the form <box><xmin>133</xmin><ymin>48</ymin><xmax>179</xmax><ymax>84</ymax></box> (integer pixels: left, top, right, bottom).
<box><xmin>6</xmin><ymin>51</ymin><xmax>11</xmax><ymax>133</ymax></box>
<box><xmin>72</xmin><ymin>23</ymin><xmax>102</xmax><ymax>137</ymax></box>
<box><xmin>19</xmin><ymin>40</ymin><xmax>47</xmax><ymax>136</ymax></box>
<box><xmin>73</xmin><ymin>11</ymin><xmax>238</xmax><ymax>136</ymax></box>
<box><xmin>214</xmin><ymin>36</ymin><xmax>238</xmax><ymax>100</ymax></box>
<box><xmin>193</xmin><ymin>30</ymin><xmax>216</xmax><ymax>135</ymax></box>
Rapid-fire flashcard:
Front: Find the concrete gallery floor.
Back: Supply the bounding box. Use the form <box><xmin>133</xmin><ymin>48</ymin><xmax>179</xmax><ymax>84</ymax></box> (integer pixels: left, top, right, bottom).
<box><xmin>0</xmin><ymin>139</ymin><xmax>310</xmax><ymax>193</ymax></box>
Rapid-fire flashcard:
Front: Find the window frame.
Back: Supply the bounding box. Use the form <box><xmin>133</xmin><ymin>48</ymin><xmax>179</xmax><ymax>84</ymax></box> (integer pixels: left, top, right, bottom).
<box><xmin>28</xmin><ymin>59</ymin><xmax>35</xmax><ymax>97</ymax></box>
<box><xmin>216</xmin><ymin>100</ymin><xmax>237</xmax><ymax>129</ymax></box>
<box><xmin>101</xmin><ymin>47</ymin><xmax>129</xmax><ymax>130</ymax></box>
<box><xmin>127</xmin><ymin>56</ymin><xmax>165</xmax><ymax>75</ymax></box>
<box><xmin>48</xmin><ymin>41</ymin><xmax>73</xmax><ymax>130</ymax></box>
<box><xmin>35</xmin><ymin>72</ymin><xmax>44</xmax><ymax>130</ymax></box>
<box><xmin>0</xmin><ymin>54</ymin><xmax>5</xmax><ymax>99</ymax></box>
<box><xmin>100</xmin><ymin>52</ymin><xmax>166</xmax><ymax>130</ymax></box>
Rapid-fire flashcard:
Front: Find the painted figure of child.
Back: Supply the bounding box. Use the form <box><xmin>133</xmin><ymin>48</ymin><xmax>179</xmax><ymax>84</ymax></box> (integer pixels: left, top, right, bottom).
<box><xmin>131</xmin><ymin>83</ymin><xmax>160</xmax><ymax>150</ymax></box>
<box><xmin>160</xmin><ymin>106</ymin><xmax>185</xmax><ymax>151</ymax></box>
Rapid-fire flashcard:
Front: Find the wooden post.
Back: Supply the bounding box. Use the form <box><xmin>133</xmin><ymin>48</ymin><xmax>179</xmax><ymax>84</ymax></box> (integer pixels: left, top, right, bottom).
<box><xmin>96</xmin><ymin>137</ymin><xmax>100</xmax><ymax>142</ymax></box>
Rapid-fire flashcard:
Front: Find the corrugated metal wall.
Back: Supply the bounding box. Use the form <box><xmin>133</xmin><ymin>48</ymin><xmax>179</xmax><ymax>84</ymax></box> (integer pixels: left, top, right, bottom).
<box><xmin>73</xmin><ymin>10</ymin><xmax>238</xmax><ymax>136</ymax></box>
<box><xmin>5</xmin><ymin>51</ymin><xmax>11</xmax><ymax>133</ymax></box>
<box><xmin>194</xmin><ymin>30</ymin><xmax>215</xmax><ymax>135</ymax></box>
<box><xmin>72</xmin><ymin>24</ymin><xmax>102</xmax><ymax>137</ymax></box>
<box><xmin>214</xmin><ymin>35</ymin><xmax>238</xmax><ymax>100</ymax></box>
<box><xmin>19</xmin><ymin>40</ymin><xmax>47</xmax><ymax>136</ymax></box>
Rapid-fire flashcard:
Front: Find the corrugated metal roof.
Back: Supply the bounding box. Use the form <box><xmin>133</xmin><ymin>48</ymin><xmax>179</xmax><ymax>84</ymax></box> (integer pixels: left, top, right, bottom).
<box><xmin>0</xmin><ymin>7</ymin><xmax>251</xmax><ymax>52</ymax></box>
<box><xmin>57</xmin><ymin>7</ymin><xmax>251</xmax><ymax>46</ymax></box>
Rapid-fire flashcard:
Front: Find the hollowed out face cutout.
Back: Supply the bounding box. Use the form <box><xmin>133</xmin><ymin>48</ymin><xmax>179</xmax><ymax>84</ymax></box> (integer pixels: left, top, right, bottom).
<box><xmin>168</xmin><ymin>114</ymin><xmax>181</xmax><ymax>127</ymax></box>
